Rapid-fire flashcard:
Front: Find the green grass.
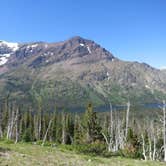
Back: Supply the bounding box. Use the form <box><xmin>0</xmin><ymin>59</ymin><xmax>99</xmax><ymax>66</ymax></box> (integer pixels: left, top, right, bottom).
<box><xmin>0</xmin><ymin>142</ymin><xmax>165</xmax><ymax>166</ymax></box>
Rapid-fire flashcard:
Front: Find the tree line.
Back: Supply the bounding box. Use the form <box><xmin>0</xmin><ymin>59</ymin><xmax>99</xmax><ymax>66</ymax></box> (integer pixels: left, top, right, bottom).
<box><xmin>0</xmin><ymin>98</ymin><xmax>166</xmax><ymax>162</ymax></box>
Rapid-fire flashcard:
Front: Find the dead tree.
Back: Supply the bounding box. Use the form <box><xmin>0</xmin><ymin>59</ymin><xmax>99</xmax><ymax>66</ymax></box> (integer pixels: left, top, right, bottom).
<box><xmin>15</xmin><ymin>108</ymin><xmax>19</xmax><ymax>143</ymax></box>
<box><xmin>158</xmin><ymin>100</ymin><xmax>166</xmax><ymax>161</ymax></box>
<box><xmin>102</xmin><ymin>103</ymin><xmax>114</xmax><ymax>152</ymax></box>
<box><xmin>149</xmin><ymin>121</ymin><xmax>157</xmax><ymax>161</ymax></box>
<box><xmin>34</xmin><ymin>114</ymin><xmax>38</xmax><ymax>140</ymax></box>
<box><xmin>141</xmin><ymin>133</ymin><xmax>147</xmax><ymax>160</ymax></box>
<box><xmin>152</xmin><ymin>126</ymin><xmax>156</xmax><ymax>161</ymax></box>
<box><xmin>62</xmin><ymin>113</ymin><xmax>67</xmax><ymax>144</ymax></box>
<box><xmin>7</xmin><ymin>107</ymin><xmax>16</xmax><ymax>139</ymax></box>
<box><xmin>116</xmin><ymin>117</ymin><xmax>125</xmax><ymax>150</ymax></box>
<box><xmin>7</xmin><ymin>106</ymin><xmax>19</xmax><ymax>140</ymax></box>
<box><xmin>139</xmin><ymin>121</ymin><xmax>148</xmax><ymax>161</ymax></box>
<box><xmin>42</xmin><ymin>118</ymin><xmax>53</xmax><ymax>146</ymax></box>
<box><xmin>102</xmin><ymin>103</ymin><xmax>125</xmax><ymax>152</ymax></box>
<box><xmin>148</xmin><ymin>131</ymin><xmax>152</xmax><ymax>160</ymax></box>
<box><xmin>125</xmin><ymin>101</ymin><xmax>130</xmax><ymax>139</ymax></box>
<box><xmin>0</xmin><ymin>110</ymin><xmax>3</xmax><ymax>138</ymax></box>
<box><xmin>38</xmin><ymin>105</ymin><xmax>42</xmax><ymax>140</ymax></box>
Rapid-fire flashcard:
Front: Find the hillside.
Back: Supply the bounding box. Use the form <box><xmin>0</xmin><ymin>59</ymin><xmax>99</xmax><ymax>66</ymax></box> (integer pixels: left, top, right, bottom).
<box><xmin>0</xmin><ymin>36</ymin><xmax>166</xmax><ymax>109</ymax></box>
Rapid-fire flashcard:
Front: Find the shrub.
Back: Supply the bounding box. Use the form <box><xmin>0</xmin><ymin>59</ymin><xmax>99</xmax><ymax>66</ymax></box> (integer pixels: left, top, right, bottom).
<box><xmin>59</xmin><ymin>143</ymin><xmax>107</xmax><ymax>156</ymax></box>
<box><xmin>119</xmin><ymin>145</ymin><xmax>142</xmax><ymax>159</ymax></box>
<box><xmin>22</xmin><ymin>128</ymin><xmax>32</xmax><ymax>142</ymax></box>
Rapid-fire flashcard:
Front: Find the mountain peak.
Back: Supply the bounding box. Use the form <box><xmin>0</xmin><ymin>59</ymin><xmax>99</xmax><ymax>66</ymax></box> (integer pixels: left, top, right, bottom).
<box><xmin>61</xmin><ymin>36</ymin><xmax>115</xmax><ymax>62</ymax></box>
<box><xmin>69</xmin><ymin>36</ymin><xmax>87</xmax><ymax>40</ymax></box>
<box><xmin>9</xmin><ymin>36</ymin><xmax>116</xmax><ymax>67</ymax></box>
<box><xmin>67</xmin><ymin>36</ymin><xmax>92</xmax><ymax>45</ymax></box>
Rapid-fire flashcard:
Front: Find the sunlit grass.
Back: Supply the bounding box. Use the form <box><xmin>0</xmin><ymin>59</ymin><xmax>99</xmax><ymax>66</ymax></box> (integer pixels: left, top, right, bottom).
<box><xmin>0</xmin><ymin>142</ymin><xmax>165</xmax><ymax>166</ymax></box>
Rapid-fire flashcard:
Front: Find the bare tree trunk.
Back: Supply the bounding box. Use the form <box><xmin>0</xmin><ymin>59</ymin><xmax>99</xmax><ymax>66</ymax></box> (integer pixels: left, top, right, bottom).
<box><xmin>34</xmin><ymin>115</ymin><xmax>38</xmax><ymax>140</ymax></box>
<box><xmin>42</xmin><ymin>118</ymin><xmax>53</xmax><ymax>146</ymax></box>
<box><xmin>38</xmin><ymin>113</ymin><xmax>42</xmax><ymax>140</ymax></box>
<box><xmin>118</xmin><ymin>119</ymin><xmax>125</xmax><ymax>149</ymax></box>
<box><xmin>149</xmin><ymin>138</ymin><xmax>152</xmax><ymax>160</ymax></box>
<box><xmin>15</xmin><ymin>120</ymin><xmax>19</xmax><ymax>144</ymax></box>
<box><xmin>7</xmin><ymin>107</ymin><xmax>15</xmax><ymax>139</ymax></box>
<box><xmin>125</xmin><ymin>101</ymin><xmax>130</xmax><ymax>139</ymax></box>
<box><xmin>110</xmin><ymin>103</ymin><xmax>113</xmax><ymax>138</ymax></box>
<box><xmin>7</xmin><ymin>107</ymin><xmax>19</xmax><ymax>140</ymax></box>
<box><xmin>102</xmin><ymin>104</ymin><xmax>114</xmax><ymax>152</ymax></box>
<box><xmin>0</xmin><ymin>125</ymin><xmax>3</xmax><ymax>138</ymax></box>
<box><xmin>102</xmin><ymin>132</ymin><xmax>112</xmax><ymax>152</ymax></box>
<box><xmin>103</xmin><ymin>102</ymin><xmax>114</xmax><ymax>152</ymax></box>
<box><xmin>62</xmin><ymin>114</ymin><xmax>67</xmax><ymax>144</ymax></box>
<box><xmin>153</xmin><ymin>135</ymin><xmax>156</xmax><ymax>160</ymax></box>
<box><xmin>6</xmin><ymin>108</ymin><xmax>12</xmax><ymax>139</ymax></box>
<box><xmin>0</xmin><ymin>111</ymin><xmax>3</xmax><ymax>138</ymax></box>
<box><xmin>150</xmin><ymin>121</ymin><xmax>156</xmax><ymax>161</ymax></box>
<box><xmin>37</xmin><ymin>99</ymin><xmax>42</xmax><ymax>140</ymax></box>
<box><xmin>62</xmin><ymin>129</ymin><xmax>66</xmax><ymax>144</ymax></box>
<box><xmin>15</xmin><ymin>108</ymin><xmax>19</xmax><ymax>144</ymax></box>
<box><xmin>142</xmin><ymin>134</ymin><xmax>147</xmax><ymax>160</ymax></box>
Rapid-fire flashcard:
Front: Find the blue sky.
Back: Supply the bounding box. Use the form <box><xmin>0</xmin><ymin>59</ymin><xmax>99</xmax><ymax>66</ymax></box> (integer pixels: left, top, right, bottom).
<box><xmin>0</xmin><ymin>0</ymin><xmax>165</xmax><ymax>69</ymax></box>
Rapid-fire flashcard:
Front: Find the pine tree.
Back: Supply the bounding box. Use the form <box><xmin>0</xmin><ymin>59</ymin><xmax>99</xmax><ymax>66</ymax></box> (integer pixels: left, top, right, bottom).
<box><xmin>74</xmin><ymin>114</ymin><xmax>83</xmax><ymax>144</ymax></box>
<box><xmin>83</xmin><ymin>103</ymin><xmax>102</xmax><ymax>143</ymax></box>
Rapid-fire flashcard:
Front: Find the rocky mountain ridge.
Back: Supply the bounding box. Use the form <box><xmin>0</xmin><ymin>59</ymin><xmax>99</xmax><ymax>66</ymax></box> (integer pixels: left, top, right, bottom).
<box><xmin>0</xmin><ymin>36</ymin><xmax>165</xmax><ymax>108</ymax></box>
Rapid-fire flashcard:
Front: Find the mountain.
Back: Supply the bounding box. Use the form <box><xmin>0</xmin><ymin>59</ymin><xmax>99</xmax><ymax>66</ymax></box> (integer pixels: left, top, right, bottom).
<box><xmin>0</xmin><ymin>36</ymin><xmax>165</xmax><ymax>110</ymax></box>
<box><xmin>161</xmin><ymin>69</ymin><xmax>166</xmax><ymax>74</ymax></box>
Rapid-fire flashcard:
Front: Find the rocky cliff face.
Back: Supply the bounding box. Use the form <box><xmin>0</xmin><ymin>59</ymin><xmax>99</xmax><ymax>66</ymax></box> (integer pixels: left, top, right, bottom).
<box><xmin>0</xmin><ymin>36</ymin><xmax>165</xmax><ymax>108</ymax></box>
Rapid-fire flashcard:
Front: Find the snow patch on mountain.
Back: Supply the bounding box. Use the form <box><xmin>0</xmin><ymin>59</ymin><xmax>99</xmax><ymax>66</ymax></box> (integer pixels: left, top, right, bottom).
<box><xmin>27</xmin><ymin>44</ymin><xmax>38</xmax><ymax>49</ymax></box>
<box><xmin>80</xmin><ymin>43</ymin><xmax>85</xmax><ymax>47</ymax></box>
<box><xmin>145</xmin><ymin>85</ymin><xmax>151</xmax><ymax>89</ymax></box>
<box><xmin>0</xmin><ymin>41</ymin><xmax>19</xmax><ymax>51</ymax></box>
<box><xmin>0</xmin><ymin>54</ymin><xmax>11</xmax><ymax>66</ymax></box>
<box><xmin>31</xmin><ymin>44</ymin><xmax>38</xmax><ymax>48</ymax></box>
<box><xmin>80</xmin><ymin>43</ymin><xmax>92</xmax><ymax>54</ymax></box>
<box><xmin>87</xmin><ymin>45</ymin><xmax>91</xmax><ymax>54</ymax></box>
<box><xmin>106</xmin><ymin>72</ymin><xmax>111</xmax><ymax>80</ymax></box>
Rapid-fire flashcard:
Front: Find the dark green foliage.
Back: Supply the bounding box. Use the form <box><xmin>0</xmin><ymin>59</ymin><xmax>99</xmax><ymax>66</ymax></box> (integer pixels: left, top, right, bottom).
<box><xmin>59</xmin><ymin>143</ymin><xmax>107</xmax><ymax>156</ymax></box>
<box><xmin>74</xmin><ymin>114</ymin><xmax>83</xmax><ymax>144</ymax></box>
<box><xmin>83</xmin><ymin>103</ymin><xmax>102</xmax><ymax>143</ymax></box>
<box><xmin>22</xmin><ymin>128</ymin><xmax>32</xmax><ymax>142</ymax></box>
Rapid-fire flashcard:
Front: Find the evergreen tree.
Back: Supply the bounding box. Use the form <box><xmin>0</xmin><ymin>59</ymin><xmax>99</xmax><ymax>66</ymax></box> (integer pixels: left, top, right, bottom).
<box><xmin>74</xmin><ymin>114</ymin><xmax>83</xmax><ymax>144</ymax></box>
<box><xmin>83</xmin><ymin>103</ymin><xmax>102</xmax><ymax>143</ymax></box>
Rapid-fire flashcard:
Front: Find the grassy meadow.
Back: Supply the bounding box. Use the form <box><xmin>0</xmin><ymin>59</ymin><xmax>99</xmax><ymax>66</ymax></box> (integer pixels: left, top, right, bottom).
<box><xmin>0</xmin><ymin>142</ymin><xmax>165</xmax><ymax>166</ymax></box>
